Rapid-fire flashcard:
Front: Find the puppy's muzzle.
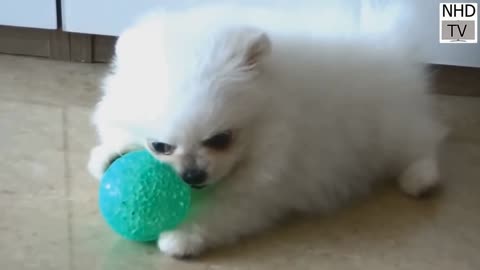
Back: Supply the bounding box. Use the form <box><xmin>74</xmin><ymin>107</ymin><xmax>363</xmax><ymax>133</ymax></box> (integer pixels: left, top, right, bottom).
<box><xmin>181</xmin><ymin>168</ymin><xmax>207</xmax><ymax>188</ymax></box>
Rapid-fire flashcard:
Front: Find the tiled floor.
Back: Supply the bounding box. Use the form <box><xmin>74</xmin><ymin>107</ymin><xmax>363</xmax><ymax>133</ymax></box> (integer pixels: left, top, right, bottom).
<box><xmin>1</xmin><ymin>54</ymin><xmax>479</xmax><ymax>270</ymax></box>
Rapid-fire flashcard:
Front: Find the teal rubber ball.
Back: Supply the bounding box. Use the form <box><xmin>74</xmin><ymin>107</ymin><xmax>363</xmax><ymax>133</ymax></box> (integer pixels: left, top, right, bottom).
<box><xmin>99</xmin><ymin>150</ymin><xmax>191</xmax><ymax>242</ymax></box>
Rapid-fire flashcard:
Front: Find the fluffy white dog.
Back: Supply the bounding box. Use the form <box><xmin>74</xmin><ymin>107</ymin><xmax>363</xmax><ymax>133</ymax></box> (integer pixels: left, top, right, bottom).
<box><xmin>88</xmin><ymin>3</ymin><xmax>446</xmax><ymax>257</ymax></box>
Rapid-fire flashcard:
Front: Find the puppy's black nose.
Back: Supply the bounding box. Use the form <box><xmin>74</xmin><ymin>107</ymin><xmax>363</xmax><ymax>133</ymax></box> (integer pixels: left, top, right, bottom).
<box><xmin>181</xmin><ymin>169</ymin><xmax>207</xmax><ymax>186</ymax></box>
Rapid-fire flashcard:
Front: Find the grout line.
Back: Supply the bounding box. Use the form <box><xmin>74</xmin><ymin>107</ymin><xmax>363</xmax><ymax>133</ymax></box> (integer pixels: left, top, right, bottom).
<box><xmin>62</xmin><ymin>107</ymin><xmax>74</xmax><ymax>270</ymax></box>
<box><xmin>0</xmin><ymin>97</ymin><xmax>63</xmax><ymax>108</ymax></box>
<box><xmin>61</xmin><ymin>108</ymin><xmax>71</xmax><ymax>197</ymax></box>
<box><xmin>0</xmin><ymin>96</ymin><xmax>83</xmax><ymax>107</ymax></box>
<box><xmin>0</xmin><ymin>96</ymin><xmax>95</xmax><ymax>110</ymax></box>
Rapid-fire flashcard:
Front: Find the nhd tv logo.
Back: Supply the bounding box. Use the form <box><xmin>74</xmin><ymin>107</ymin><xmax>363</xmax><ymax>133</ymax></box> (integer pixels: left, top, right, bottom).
<box><xmin>440</xmin><ymin>2</ymin><xmax>478</xmax><ymax>43</ymax></box>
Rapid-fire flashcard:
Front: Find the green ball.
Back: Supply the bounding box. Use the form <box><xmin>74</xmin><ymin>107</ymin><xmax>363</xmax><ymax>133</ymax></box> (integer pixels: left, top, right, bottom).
<box><xmin>99</xmin><ymin>150</ymin><xmax>191</xmax><ymax>242</ymax></box>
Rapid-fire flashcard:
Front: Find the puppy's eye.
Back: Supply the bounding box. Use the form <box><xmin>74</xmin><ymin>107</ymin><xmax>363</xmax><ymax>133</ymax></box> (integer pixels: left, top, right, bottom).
<box><xmin>203</xmin><ymin>131</ymin><xmax>233</xmax><ymax>150</ymax></box>
<box><xmin>149</xmin><ymin>141</ymin><xmax>176</xmax><ymax>155</ymax></box>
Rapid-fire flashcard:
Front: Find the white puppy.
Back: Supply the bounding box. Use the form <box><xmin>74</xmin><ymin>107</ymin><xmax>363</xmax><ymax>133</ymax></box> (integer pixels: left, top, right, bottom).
<box><xmin>88</xmin><ymin>4</ymin><xmax>446</xmax><ymax>257</ymax></box>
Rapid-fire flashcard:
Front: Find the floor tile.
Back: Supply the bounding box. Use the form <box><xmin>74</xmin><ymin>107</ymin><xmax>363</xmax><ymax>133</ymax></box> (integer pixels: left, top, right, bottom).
<box><xmin>0</xmin><ymin>195</ymin><xmax>69</xmax><ymax>270</ymax></box>
<box><xmin>0</xmin><ymin>100</ymin><xmax>65</xmax><ymax>196</ymax></box>
<box><xmin>0</xmin><ymin>54</ymin><xmax>106</xmax><ymax>107</ymax></box>
<box><xmin>65</xmin><ymin>106</ymin><xmax>97</xmax><ymax>195</ymax></box>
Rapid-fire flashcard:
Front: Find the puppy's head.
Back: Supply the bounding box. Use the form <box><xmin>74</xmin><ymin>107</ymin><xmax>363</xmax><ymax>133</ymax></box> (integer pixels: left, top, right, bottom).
<box><xmin>135</xmin><ymin>26</ymin><xmax>272</xmax><ymax>188</ymax></box>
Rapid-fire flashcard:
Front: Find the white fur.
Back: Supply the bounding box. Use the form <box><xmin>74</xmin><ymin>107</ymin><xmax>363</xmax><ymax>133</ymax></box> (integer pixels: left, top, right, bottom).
<box><xmin>88</xmin><ymin>3</ymin><xmax>446</xmax><ymax>257</ymax></box>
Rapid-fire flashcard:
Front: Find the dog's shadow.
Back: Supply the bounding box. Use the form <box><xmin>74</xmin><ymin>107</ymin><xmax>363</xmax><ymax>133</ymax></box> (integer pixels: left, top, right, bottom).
<box><xmin>197</xmin><ymin>142</ymin><xmax>466</xmax><ymax>264</ymax></box>
<box><xmin>99</xmin><ymin>186</ymin><xmax>443</xmax><ymax>269</ymax></box>
<box><xmin>196</xmin><ymin>185</ymin><xmax>444</xmax><ymax>265</ymax></box>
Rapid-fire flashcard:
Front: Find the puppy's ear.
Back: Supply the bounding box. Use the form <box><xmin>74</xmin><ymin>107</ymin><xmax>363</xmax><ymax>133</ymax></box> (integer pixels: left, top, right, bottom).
<box><xmin>241</xmin><ymin>29</ymin><xmax>271</xmax><ymax>69</ymax></box>
<box><xmin>221</xmin><ymin>27</ymin><xmax>272</xmax><ymax>71</ymax></box>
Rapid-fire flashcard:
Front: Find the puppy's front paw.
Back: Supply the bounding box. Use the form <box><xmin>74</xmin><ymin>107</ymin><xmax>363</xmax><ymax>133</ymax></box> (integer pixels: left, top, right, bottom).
<box><xmin>158</xmin><ymin>230</ymin><xmax>206</xmax><ymax>258</ymax></box>
<box><xmin>87</xmin><ymin>145</ymin><xmax>119</xmax><ymax>180</ymax></box>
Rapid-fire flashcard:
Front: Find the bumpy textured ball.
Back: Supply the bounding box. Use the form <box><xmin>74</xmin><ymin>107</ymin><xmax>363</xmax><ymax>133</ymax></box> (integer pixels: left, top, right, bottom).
<box><xmin>99</xmin><ymin>150</ymin><xmax>191</xmax><ymax>242</ymax></box>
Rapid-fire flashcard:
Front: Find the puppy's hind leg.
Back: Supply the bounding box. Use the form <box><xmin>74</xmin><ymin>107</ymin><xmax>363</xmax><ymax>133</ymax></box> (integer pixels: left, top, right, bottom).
<box><xmin>398</xmin><ymin>157</ymin><xmax>440</xmax><ymax>197</ymax></box>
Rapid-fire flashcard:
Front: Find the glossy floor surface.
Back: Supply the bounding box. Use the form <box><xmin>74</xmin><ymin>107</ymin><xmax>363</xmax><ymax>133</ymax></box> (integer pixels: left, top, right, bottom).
<box><xmin>1</xmin><ymin>54</ymin><xmax>479</xmax><ymax>270</ymax></box>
